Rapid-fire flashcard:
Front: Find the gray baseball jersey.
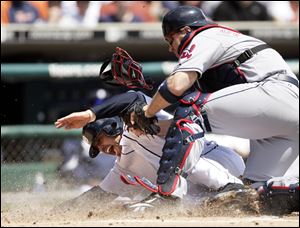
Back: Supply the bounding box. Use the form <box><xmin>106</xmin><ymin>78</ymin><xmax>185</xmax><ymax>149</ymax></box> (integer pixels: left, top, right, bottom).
<box><xmin>172</xmin><ymin>27</ymin><xmax>299</xmax><ymax>183</ymax></box>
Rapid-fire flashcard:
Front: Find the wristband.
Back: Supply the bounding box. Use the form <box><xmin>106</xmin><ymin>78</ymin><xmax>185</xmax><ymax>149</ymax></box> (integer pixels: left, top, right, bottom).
<box><xmin>158</xmin><ymin>80</ymin><xmax>182</xmax><ymax>104</ymax></box>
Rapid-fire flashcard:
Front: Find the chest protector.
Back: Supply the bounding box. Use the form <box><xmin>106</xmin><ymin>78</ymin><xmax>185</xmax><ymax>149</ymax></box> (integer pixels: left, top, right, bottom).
<box><xmin>178</xmin><ymin>25</ymin><xmax>247</xmax><ymax>93</ymax></box>
<box><xmin>197</xmin><ymin>64</ymin><xmax>247</xmax><ymax>93</ymax></box>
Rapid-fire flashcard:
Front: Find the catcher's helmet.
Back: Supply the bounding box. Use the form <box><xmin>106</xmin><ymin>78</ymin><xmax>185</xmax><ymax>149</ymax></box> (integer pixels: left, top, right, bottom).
<box><xmin>162</xmin><ymin>5</ymin><xmax>212</xmax><ymax>37</ymax></box>
<box><xmin>82</xmin><ymin>117</ymin><xmax>123</xmax><ymax>158</ymax></box>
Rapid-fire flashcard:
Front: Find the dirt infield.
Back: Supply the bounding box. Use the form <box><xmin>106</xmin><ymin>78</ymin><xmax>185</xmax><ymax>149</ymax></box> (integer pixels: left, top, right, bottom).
<box><xmin>1</xmin><ymin>188</ymin><xmax>299</xmax><ymax>227</ymax></box>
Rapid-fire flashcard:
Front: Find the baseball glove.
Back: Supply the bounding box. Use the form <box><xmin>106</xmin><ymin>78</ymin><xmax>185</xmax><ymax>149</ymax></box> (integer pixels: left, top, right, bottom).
<box><xmin>122</xmin><ymin>101</ymin><xmax>160</xmax><ymax>136</ymax></box>
<box><xmin>99</xmin><ymin>47</ymin><xmax>154</xmax><ymax>90</ymax></box>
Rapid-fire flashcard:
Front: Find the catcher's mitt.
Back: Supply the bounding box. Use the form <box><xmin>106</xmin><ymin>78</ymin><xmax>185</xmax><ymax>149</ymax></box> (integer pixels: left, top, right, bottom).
<box><xmin>99</xmin><ymin>47</ymin><xmax>154</xmax><ymax>90</ymax></box>
<box><xmin>122</xmin><ymin>101</ymin><xmax>160</xmax><ymax>136</ymax></box>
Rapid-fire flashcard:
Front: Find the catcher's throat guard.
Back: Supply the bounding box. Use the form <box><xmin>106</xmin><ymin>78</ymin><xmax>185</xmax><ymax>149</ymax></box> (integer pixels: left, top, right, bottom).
<box><xmin>99</xmin><ymin>47</ymin><xmax>153</xmax><ymax>90</ymax></box>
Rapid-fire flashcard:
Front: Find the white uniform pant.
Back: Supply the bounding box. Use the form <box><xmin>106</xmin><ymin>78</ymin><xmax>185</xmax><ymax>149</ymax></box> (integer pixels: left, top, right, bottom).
<box><xmin>202</xmin><ymin>79</ymin><xmax>299</xmax><ymax>182</ymax></box>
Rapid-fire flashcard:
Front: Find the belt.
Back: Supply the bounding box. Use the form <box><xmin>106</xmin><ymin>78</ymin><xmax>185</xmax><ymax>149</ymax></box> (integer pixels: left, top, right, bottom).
<box><xmin>277</xmin><ymin>75</ymin><xmax>299</xmax><ymax>88</ymax></box>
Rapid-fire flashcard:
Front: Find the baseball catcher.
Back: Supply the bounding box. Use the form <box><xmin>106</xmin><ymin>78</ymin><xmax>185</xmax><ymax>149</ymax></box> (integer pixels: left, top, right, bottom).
<box><xmin>139</xmin><ymin>5</ymin><xmax>298</xmax><ymax>213</ymax></box>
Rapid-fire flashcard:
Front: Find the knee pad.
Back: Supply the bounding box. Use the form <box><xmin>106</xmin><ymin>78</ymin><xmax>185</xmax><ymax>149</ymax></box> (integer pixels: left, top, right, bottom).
<box><xmin>177</xmin><ymin>90</ymin><xmax>212</xmax><ymax>132</ymax></box>
<box><xmin>157</xmin><ymin>90</ymin><xmax>209</xmax><ymax>196</ymax></box>
<box><xmin>157</xmin><ymin>119</ymin><xmax>204</xmax><ymax>195</ymax></box>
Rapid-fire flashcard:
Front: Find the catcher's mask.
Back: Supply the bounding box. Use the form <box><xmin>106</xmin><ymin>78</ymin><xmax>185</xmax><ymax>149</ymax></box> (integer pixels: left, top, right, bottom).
<box><xmin>82</xmin><ymin>117</ymin><xmax>123</xmax><ymax>158</ymax></box>
<box><xmin>99</xmin><ymin>47</ymin><xmax>153</xmax><ymax>90</ymax></box>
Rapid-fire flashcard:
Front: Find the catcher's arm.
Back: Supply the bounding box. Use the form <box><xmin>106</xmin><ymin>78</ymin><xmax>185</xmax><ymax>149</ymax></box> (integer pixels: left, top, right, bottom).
<box><xmin>145</xmin><ymin>71</ymin><xmax>198</xmax><ymax>117</ymax></box>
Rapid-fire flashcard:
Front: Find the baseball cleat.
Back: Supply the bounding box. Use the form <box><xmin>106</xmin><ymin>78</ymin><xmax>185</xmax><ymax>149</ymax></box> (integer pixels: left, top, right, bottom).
<box><xmin>202</xmin><ymin>183</ymin><xmax>260</xmax><ymax>214</ymax></box>
<box><xmin>124</xmin><ymin>192</ymin><xmax>179</xmax><ymax>212</ymax></box>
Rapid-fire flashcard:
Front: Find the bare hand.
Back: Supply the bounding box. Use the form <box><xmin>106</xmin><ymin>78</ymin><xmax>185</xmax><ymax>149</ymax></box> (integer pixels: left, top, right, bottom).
<box><xmin>143</xmin><ymin>105</ymin><xmax>151</xmax><ymax>118</ymax></box>
<box><xmin>54</xmin><ymin>110</ymin><xmax>95</xmax><ymax>130</ymax></box>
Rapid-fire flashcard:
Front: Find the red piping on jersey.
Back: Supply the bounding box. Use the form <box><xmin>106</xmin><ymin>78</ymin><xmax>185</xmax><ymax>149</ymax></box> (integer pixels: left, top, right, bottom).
<box><xmin>178</xmin><ymin>25</ymin><xmax>241</xmax><ymax>56</ymax></box>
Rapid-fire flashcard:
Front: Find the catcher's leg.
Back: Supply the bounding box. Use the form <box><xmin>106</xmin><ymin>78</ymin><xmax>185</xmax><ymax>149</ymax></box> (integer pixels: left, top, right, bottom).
<box><xmin>257</xmin><ymin>178</ymin><xmax>299</xmax><ymax>214</ymax></box>
<box><xmin>157</xmin><ymin>120</ymin><xmax>205</xmax><ymax>197</ymax></box>
<box><xmin>156</xmin><ymin>90</ymin><xmax>211</xmax><ymax>197</ymax></box>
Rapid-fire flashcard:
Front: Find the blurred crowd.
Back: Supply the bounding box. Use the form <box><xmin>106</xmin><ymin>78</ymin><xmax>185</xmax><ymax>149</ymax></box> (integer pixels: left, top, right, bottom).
<box><xmin>1</xmin><ymin>1</ymin><xmax>299</xmax><ymax>26</ymax></box>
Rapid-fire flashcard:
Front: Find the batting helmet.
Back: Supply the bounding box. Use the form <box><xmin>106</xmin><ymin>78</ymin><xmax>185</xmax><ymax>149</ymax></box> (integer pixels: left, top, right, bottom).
<box><xmin>82</xmin><ymin>117</ymin><xmax>123</xmax><ymax>158</ymax></box>
<box><xmin>162</xmin><ymin>5</ymin><xmax>213</xmax><ymax>37</ymax></box>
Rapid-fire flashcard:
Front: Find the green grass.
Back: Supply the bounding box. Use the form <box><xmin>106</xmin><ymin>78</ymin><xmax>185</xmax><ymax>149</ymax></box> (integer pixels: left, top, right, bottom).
<box><xmin>1</xmin><ymin>162</ymin><xmax>58</xmax><ymax>192</ymax></box>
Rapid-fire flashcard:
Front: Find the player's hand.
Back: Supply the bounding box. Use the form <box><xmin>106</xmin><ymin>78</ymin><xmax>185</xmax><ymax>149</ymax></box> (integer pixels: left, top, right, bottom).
<box><xmin>128</xmin><ymin>104</ymin><xmax>160</xmax><ymax>136</ymax></box>
<box><xmin>143</xmin><ymin>105</ymin><xmax>152</xmax><ymax>118</ymax></box>
<box><xmin>55</xmin><ymin>110</ymin><xmax>95</xmax><ymax>130</ymax></box>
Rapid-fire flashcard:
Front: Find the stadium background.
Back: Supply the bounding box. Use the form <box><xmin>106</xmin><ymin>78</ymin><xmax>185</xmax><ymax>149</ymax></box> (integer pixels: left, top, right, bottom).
<box><xmin>1</xmin><ymin>2</ymin><xmax>299</xmax><ymax>223</ymax></box>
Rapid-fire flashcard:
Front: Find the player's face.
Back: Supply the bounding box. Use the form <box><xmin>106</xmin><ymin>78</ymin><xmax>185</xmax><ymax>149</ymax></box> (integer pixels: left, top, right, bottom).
<box><xmin>94</xmin><ymin>132</ymin><xmax>122</xmax><ymax>156</ymax></box>
<box><xmin>165</xmin><ymin>27</ymin><xmax>191</xmax><ymax>59</ymax></box>
<box><xmin>165</xmin><ymin>33</ymin><xmax>183</xmax><ymax>58</ymax></box>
